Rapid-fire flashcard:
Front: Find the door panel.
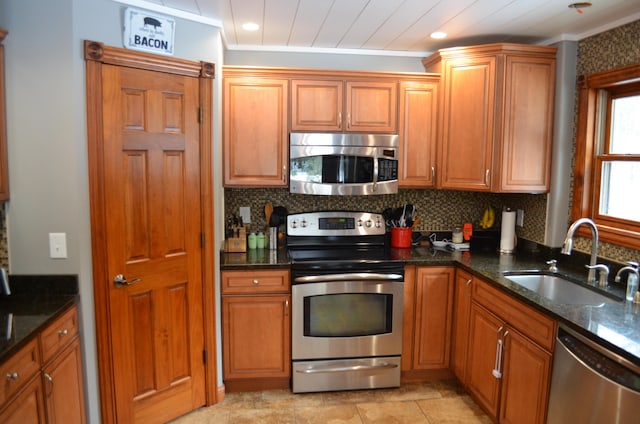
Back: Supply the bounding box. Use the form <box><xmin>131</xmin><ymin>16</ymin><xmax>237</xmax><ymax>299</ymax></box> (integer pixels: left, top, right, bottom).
<box><xmin>102</xmin><ymin>64</ymin><xmax>205</xmax><ymax>423</ymax></box>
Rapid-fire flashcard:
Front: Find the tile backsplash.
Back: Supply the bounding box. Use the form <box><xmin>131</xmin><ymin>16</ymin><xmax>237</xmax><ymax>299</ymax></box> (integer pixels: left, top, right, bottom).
<box><xmin>225</xmin><ymin>188</ymin><xmax>547</xmax><ymax>242</ymax></box>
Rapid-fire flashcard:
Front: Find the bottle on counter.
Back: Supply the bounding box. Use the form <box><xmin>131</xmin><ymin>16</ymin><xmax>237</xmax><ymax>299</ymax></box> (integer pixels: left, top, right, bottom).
<box><xmin>248</xmin><ymin>232</ymin><xmax>257</xmax><ymax>249</ymax></box>
<box><xmin>256</xmin><ymin>231</ymin><xmax>266</xmax><ymax>249</ymax></box>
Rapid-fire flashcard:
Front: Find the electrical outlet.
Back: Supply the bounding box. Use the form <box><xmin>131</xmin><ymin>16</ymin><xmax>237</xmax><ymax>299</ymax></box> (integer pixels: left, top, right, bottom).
<box><xmin>239</xmin><ymin>207</ymin><xmax>251</xmax><ymax>224</ymax></box>
<box><xmin>516</xmin><ymin>209</ymin><xmax>524</xmax><ymax>227</ymax></box>
<box><xmin>49</xmin><ymin>233</ymin><xmax>68</xmax><ymax>259</ymax></box>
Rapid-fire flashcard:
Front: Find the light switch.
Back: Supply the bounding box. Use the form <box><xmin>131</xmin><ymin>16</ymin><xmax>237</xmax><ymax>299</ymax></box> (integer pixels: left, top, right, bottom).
<box><xmin>239</xmin><ymin>207</ymin><xmax>251</xmax><ymax>224</ymax></box>
<box><xmin>49</xmin><ymin>233</ymin><xmax>67</xmax><ymax>259</ymax></box>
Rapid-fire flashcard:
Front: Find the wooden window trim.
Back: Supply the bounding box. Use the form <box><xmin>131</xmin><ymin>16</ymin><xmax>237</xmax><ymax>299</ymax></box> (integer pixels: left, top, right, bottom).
<box><xmin>572</xmin><ymin>63</ymin><xmax>640</xmax><ymax>250</ymax></box>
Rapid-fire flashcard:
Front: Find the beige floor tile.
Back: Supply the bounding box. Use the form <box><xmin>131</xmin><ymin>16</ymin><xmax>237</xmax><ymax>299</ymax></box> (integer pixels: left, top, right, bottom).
<box><xmin>357</xmin><ymin>401</ymin><xmax>430</xmax><ymax>424</ymax></box>
<box><xmin>227</xmin><ymin>408</ymin><xmax>296</xmax><ymax>424</ymax></box>
<box><xmin>168</xmin><ymin>405</ymin><xmax>230</xmax><ymax>424</ymax></box>
<box><xmin>322</xmin><ymin>389</ymin><xmax>380</xmax><ymax>405</ymax></box>
<box><xmin>417</xmin><ymin>396</ymin><xmax>493</xmax><ymax>424</ymax></box>
<box><xmin>373</xmin><ymin>381</ymin><xmax>442</xmax><ymax>402</ymax></box>
<box><xmin>295</xmin><ymin>404</ymin><xmax>363</xmax><ymax>424</ymax></box>
<box><xmin>257</xmin><ymin>389</ymin><xmax>325</xmax><ymax>408</ymax></box>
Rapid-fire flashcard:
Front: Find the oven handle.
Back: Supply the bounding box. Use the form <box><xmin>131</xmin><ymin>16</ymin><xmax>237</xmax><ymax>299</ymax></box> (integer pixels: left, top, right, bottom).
<box><xmin>296</xmin><ymin>362</ymin><xmax>398</xmax><ymax>374</ymax></box>
<box><xmin>293</xmin><ymin>273</ymin><xmax>403</xmax><ymax>283</ymax></box>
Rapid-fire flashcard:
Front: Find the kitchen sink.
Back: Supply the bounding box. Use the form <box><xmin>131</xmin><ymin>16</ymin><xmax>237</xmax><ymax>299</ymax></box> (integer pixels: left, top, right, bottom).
<box><xmin>502</xmin><ymin>271</ymin><xmax>622</xmax><ymax>306</ymax></box>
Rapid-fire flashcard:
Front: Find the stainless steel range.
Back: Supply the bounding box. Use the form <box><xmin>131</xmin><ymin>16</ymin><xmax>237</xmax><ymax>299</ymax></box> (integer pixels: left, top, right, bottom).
<box><xmin>287</xmin><ymin>211</ymin><xmax>404</xmax><ymax>393</ymax></box>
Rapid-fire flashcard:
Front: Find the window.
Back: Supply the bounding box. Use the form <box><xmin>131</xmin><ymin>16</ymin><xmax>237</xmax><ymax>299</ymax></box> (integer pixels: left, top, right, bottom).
<box><xmin>573</xmin><ymin>64</ymin><xmax>640</xmax><ymax>249</ymax></box>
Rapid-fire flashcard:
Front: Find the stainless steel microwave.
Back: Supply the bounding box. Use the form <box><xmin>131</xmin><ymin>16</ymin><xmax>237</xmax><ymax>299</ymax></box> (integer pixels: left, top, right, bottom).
<box><xmin>289</xmin><ymin>133</ymin><xmax>399</xmax><ymax>195</ymax></box>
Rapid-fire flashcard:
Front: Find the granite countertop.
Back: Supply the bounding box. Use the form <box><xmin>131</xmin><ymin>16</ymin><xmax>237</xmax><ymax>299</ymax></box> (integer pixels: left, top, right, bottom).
<box><xmin>0</xmin><ymin>275</ymin><xmax>79</xmax><ymax>363</ymax></box>
<box><xmin>220</xmin><ymin>244</ymin><xmax>640</xmax><ymax>367</ymax></box>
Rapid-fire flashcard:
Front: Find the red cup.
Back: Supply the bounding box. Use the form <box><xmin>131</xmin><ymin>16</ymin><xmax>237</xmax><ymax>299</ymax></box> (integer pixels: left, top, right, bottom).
<box><xmin>391</xmin><ymin>227</ymin><xmax>412</xmax><ymax>248</ymax></box>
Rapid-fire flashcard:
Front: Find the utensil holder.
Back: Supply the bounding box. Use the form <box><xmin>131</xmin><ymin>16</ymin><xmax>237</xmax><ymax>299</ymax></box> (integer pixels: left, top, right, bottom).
<box><xmin>391</xmin><ymin>227</ymin><xmax>412</xmax><ymax>248</ymax></box>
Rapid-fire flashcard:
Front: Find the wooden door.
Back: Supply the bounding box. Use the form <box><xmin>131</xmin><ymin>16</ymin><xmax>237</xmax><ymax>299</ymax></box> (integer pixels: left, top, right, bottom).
<box><xmin>345</xmin><ymin>81</ymin><xmax>397</xmax><ymax>133</ymax></box>
<box><xmin>499</xmin><ymin>328</ymin><xmax>552</xmax><ymax>424</ymax></box>
<box><xmin>223</xmin><ymin>77</ymin><xmax>288</xmax><ymax>186</ymax></box>
<box><xmin>466</xmin><ymin>302</ymin><xmax>503</xmax><ymax>421</ymax></box>
<box><xmin>451</xmin><ymin>269</ymin><xmax>473</xmax><ymax>383</ymax></box>
<box><xmin>398</xmin><ymin>81</ymin><xmax>438</xmax><ymax>187</ymax></box>
<box><xmin>86</xmin><ymin>42</ymin><xmax>216</xmax><ymax>424</ymax></box>
<box><xmin>291</xmin><ymin>79</ymin><xmax>343</xmax><ymax>131</ymax></box>
<box><xmin>439</xmin><ymin>57</ymin><xmax>495</xmax><ymax>190</ymax></box>
<box><xmin>412</xmin><ymin>267</ymin><xmax>454</xmax><ymax>369</ymax></box>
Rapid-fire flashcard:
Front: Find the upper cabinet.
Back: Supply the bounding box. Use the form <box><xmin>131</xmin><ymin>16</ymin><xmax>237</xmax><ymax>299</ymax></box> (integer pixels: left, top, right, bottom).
<box><xmin>0</xmin><ymin>29</ymin><xmax>9</xmax><ymax>201</ymax></box>
<box><xmin>291</xmin><ymin>78</ymin><xmax>397</xmax><ymax>133</ymax></box>
<box><xmin>223</xmin><ymin>68</ymin><xmax>289</xmax><ymax>187</ymax></box>
<box><xmin>423</xmin><ymin>43</ymin><xmax>556</xmax><ymax>193</ymax></box>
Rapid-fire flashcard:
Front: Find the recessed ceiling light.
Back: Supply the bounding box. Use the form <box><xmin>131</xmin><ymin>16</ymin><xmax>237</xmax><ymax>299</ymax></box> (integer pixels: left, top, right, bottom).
<box><xmin>430</xmin><ymin>31</ymin><xmax>447</xmax><ymax>39</ymax></box>
<box><xmin>242</xmin><ymin>22</ymin><xmax>260</xmax><ymax>31</ymax></box>
<box><xmin>568</xmin><ymin>2</ymin><xmax>592</xmax><ymax>14</ymax></box>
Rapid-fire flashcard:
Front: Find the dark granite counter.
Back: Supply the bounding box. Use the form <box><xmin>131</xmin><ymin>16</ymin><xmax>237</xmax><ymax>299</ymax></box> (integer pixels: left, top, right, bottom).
<box><xmin>220</xmin><ymin>244</ymin><xmax>640</xmax><ymax>366</ymax></box>
<box><xmin>0</xmin><ymin>275</ymin><xmax>79</xmax><ymax>363</ymax></box>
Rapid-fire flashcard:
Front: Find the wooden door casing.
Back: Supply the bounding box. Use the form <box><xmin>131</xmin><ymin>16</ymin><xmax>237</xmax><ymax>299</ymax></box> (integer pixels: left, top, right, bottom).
<box><xmin>85</xmin><ymin>41</ymin><xmax>217</xmax><ymax>424</ymax></box>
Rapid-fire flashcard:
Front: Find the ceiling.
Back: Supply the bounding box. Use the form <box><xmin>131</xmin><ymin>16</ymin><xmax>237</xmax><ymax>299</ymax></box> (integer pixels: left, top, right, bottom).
<box><xmin>122</xmin><ymin>0</ymin><xmax>640</xmax><ymax>56</ymax></box>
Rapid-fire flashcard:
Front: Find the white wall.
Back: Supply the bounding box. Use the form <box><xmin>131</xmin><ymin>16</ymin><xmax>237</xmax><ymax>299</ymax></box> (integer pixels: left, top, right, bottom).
<box><xmin>0</xmin><ymin>1</ymin><xmax>223</xmax><ymax>422</ymax></box>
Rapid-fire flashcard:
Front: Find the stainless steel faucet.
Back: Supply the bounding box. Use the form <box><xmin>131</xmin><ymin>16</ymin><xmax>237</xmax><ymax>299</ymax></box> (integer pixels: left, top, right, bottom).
<box><xmin>561</xmin><ymin>218</ymin><xmax>601</xmax><ymax>285</ymax></box>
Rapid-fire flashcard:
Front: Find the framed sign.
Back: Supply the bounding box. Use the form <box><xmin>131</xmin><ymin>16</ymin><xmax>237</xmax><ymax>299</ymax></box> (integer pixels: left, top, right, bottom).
<box><xmin>123</xmin><ymin>7</ymin><xmax>175</xmax><ymax>56</ymax></box>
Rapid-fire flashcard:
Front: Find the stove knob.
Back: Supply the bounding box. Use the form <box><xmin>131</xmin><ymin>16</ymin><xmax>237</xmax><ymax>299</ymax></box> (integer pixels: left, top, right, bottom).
<box><xmin>291</xmin><ymin>220</ymin><xmax>298</xmax><ymax>229</ymax></box>
<box><xmin>365</xmin><ymin>220</ymin><xmax>373</xmax><ymax>228</ymax></box>
<box><xmin>357</xmin><ymin>219</ymin><xmax>363</xmax><ymax>227</ymax></box>
<box><xmin>301</xmin><ymin>220</ymin><xmax>307</xmax><ymax>228</ymax></box>
<box><xmin>375</xmin><ymin>219</ymin><xmax>382</xmax><ymax>228</ymax></box>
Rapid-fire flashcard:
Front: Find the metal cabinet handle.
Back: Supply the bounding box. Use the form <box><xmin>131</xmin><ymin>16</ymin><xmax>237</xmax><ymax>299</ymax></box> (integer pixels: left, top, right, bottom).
<box><xmin>44</xmin><ymin>373</ymin><xmax>54</xmax><ymax>397</ymax></box>
<box><xmin>338</xmin><ymin>112</ymin><xmax>342</xmax><ymax>129</ymax></box>
<box><xmin>466</xmin><ymin>279</ymin><xmax>472</xmax><ymax>296</ymax></box>
<box><xmin>485</xmin><ymin>169</ymin><xmax>490</xmax><ymax>186</ymax></box>
<box><xmin>285</xmin><ymin>299</ymin><xmax>289</xmax><ymax>316</ymax></box>
<box><xmin>431</xmin><ymin>166</ymin><xmax>435</xmax><ymax>179</ymax></box>
<box><xmin>58</xmin><ymin>329</ymin><xmax>69</xmax><ymax>337</ymax></box>
<box><xmin>113</xmin><ymin>274</ymin><xmax>141</xmax><ymax>287</ymax></box>
<box><xmin>5</xmin><ymin>372</ymin><xmax>18</xmax><ymax>380</ymax></box>
<box><xmin>252</xmin><ymin>279</ymin><xmax>259</xmax><ymax>285</ymax></box>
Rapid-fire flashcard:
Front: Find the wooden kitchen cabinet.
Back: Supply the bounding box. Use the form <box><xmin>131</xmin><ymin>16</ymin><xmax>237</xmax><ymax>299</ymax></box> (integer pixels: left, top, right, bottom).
<box><xmin>402</xmin><ymin>266</ymin><xmax>454</xmax><ymax>374</ymax></box>
<box><xmin>0</xmin><ymin>304</ymin><xmax>85</xmax><ymax>424</ymax></box>
<box><xmin>466</xmin><ymin>277</ymin><xmax>555</xmax><ymax>424</ymax></box>
<box><xmin>291</xmin><ymin>78</ymin><xmax>397</xmax><ymax>133</ymax></box>
<box><xmin>221</xmin><ymin>269</ymin><xmax>291</xmax><ymax>391</ymax></box>
<box><xmin>450</xmin><ymin>268</ymin><xmax>473</xmax><ymax>383</ymax></box>
<box><xmin>398</xmin><ymin>79</ymin><xmax>439</xmax><ymax>187</ymax></box>
<box><xmin>0</xmin><ymin>29</ymin><xmax>10</xmax><ymax>201</ymax></box>
<box><xmin>223</xmin><ymin>71</ymin><xmax>289</xmax><ymax>187</ymax></box>
<box><xmin>423</xmin><ymin>43</ymin><xmax>556</xmax><ymax>193</ymax></box>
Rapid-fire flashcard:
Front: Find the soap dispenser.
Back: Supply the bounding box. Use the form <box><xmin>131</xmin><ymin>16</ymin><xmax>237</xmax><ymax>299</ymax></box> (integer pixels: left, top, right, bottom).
<box><xmin>615</xmin><ymin>261</ymin><xmax>639</xmax><ymax>302</ymax></box>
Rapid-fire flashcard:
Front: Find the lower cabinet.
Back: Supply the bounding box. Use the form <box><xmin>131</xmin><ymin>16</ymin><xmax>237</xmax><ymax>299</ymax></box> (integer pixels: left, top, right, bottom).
<box><xmin>0</xmin><ymin>304</ymin><xmax>85</xmax><ymax>424</ymax></box>
<box><xmin>221</xmin><ymin>269</ymin><xmax>291</xmax><ymax>391</ymax></box>
<box><xmin>466</xmin><ymin>276</ymin><xmax>555</xmax><ymax>424</ymax></box>
<box><xmin>450</xmin><ymin>268</ymin><xmax>473</xmax><ymax>383</ymax></box>
<box><xmin>402</xmin><ymin>266</ymin><xmax>454</xmax><ymax>373</ymax></box>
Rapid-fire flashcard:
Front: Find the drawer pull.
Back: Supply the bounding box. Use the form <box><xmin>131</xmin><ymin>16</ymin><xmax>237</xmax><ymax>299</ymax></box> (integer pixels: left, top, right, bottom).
<box><xmin>44</xmin><ymin>373</ymin><xmax>54</xmax><ymax>397</ymax></box>
<box><xmin>59</xmin><ymin>329</ymin><xmax>69</xmax><ymax>337</ymax></box>
<box><xmin>5</xmin><ymin>372</ymin><xmax>18</xmax><ymax>380</ymax></box>
<box><xmin>252</xmin><ymin>279</ymin><xmax>259</xmax><ymax>285</ymax></box>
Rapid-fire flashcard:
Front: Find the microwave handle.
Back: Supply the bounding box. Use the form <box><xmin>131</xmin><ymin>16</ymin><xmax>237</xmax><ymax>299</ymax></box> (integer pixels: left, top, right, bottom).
<box><xmin>373</xmin><ymin>150</ymin><xmax>379</xmax><ymax>187</ymax></box>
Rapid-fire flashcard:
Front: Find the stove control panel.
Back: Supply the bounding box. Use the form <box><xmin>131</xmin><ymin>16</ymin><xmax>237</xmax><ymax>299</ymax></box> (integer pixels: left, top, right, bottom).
<box><xmin>287</xmin><ymin>211</ymin><xmax>385</xmax><ymax>237</ymax></box>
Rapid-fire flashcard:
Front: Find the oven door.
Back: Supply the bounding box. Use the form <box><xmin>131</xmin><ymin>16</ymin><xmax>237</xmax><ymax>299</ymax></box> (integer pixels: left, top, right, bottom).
<box><xmin>292</xmin><ymin>275</ymin><xmax>403</xmax><ymax>360</ymax></box>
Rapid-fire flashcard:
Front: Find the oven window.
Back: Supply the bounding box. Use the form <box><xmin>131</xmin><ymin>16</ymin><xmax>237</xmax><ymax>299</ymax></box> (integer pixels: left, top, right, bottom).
<box><xmin>303</xmin><ymin>293</ymin><xmax>393</xmax><ymax>337</ymax></box>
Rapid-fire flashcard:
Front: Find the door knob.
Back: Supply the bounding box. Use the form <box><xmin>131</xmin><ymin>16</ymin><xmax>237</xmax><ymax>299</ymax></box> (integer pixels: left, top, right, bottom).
<box><xmin>113</xmin><ymin>274</ymin><xmax>141</xmax><ymax>287</ymax></box>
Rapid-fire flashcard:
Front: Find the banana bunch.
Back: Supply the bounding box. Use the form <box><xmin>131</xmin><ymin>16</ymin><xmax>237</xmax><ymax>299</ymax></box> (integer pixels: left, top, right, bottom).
<box><xmin>479</xmin><ymin>206</ymin><xmax>495</xmax><ymax>229</ymax></box>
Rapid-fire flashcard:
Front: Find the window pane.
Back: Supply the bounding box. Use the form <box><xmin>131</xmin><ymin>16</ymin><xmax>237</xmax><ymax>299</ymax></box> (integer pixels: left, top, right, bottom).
<box><xmin>610</xmin><ymin>95</ymin><xmax>640</xmax><ymax>154</ymax></box>
<box><xmin>599</xmin><ymin>161</ymin><xmax>640</xmax><ymax>221</ymax></box>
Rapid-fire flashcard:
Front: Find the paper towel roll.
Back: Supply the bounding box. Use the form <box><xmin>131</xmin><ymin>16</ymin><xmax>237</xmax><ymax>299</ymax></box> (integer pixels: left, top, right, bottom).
<box><xmin>500</xmin><ymin>210</ymin><xmax>516</xmax><ymax>253</ymax></box>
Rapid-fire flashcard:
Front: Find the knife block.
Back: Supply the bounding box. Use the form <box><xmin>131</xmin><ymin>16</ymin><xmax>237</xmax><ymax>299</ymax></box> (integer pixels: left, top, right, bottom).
<box><xmin>224</xmin><ymin>226</ymin><xmax>247</xmax><ymax>252</ymax></box>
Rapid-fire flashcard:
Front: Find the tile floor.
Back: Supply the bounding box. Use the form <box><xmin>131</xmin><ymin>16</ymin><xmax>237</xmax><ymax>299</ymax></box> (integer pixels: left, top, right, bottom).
<box><xmin>170</xmin><ymin>379</ymin><xmax>492</xmax><ymax>423</ymax></box>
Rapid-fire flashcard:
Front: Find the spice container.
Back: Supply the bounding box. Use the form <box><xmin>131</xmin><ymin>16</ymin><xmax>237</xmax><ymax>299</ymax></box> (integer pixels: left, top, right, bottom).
<box><xmin>248</xmin><ymin>232</ymin><xmax>257</xmax><ymax>249</ymax></box>
<box><xmin>256</xmin><ymin>231</ymin><xmax>266</xmax><ymax>249</ymax></box>
<box><xmin>452</xmin><ymin>227</ymin><xmax>463</xmax><ymax>244</ymax></box>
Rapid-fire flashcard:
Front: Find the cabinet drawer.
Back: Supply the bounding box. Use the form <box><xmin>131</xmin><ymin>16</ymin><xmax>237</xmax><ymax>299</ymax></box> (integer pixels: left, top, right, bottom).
<box><xmin>0</xmin><ymin>337</ymin><xmax>40</xmax><ymax>407</ymax></box>
<box><xmin>222</xmin><ymin>270</ymin><xmax>290</xmax><ymax>294</ymax></box>
<box><xmin>40</xmin><ymin>305</ymin><xmax>79</xmax><ymax>364</ymax></box>
<box><xmin>472</xmin><ymin>278</ymin><xmax>555</xmax><ymax>351</ymax></box>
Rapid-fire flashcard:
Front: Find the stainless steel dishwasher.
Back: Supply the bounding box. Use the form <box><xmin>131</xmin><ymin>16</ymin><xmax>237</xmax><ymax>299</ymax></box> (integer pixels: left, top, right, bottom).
<box><xmin>547</xmin><ymin>325</ymin><xmax>640</xmax><ymax>423</ymax></box>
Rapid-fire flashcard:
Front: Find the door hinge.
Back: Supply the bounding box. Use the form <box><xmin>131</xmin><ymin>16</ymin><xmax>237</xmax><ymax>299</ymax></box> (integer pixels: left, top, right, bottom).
<box><xmin>203</xmin><ymin>349</ymin><xmax>207</xmax><ymax>364</ymax></box>
<box><xmin>200</xmin><ymin>232</ymin><xmax>205</xmax><ymax>248</ymax></box>
<box><xmin>198</xmin><ymin>106</ymin><xmax>203</xmax><ymax>123</ymax></box>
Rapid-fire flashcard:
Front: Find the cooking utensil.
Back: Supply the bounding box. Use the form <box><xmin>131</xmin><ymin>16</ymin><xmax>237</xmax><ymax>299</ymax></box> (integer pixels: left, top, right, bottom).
<box><xmin>265</xmin><ymin>202</ymin><xmax>273</xmax><ymax>228</ymax></box>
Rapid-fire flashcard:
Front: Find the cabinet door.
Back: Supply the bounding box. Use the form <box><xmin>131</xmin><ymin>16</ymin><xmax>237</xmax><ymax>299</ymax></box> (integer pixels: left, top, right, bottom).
<box><xmin>497</xmin><ymin>56</ymin><xmax>555</xmax><ymax>192</ymax></box>
<box><xmin>291</xmin><ymin>79</ymin><xmax>343</xmax><ymax>131</ymax></box>
<box><xmin>42</xmin><ymin>337</ymin><xmax>86</xmax><ymax>424</ymax></box>
<box><xmin>466</xmin><ymin>302</ymin><xmax>502</xmax><ymax>421</ymax></box>
<box><xmin>223</xmin><ymin>77</ymin><xmax>289</xmax><ymax>186</ymax></box>
<box><xmin>398</xmin><ymin>81</ymin><xmax>438</xmax><ymax>187</ymax></box>
<box><xmin>345</xmin><ymin>81</ymin><xmax>397</xmax><ymax>133</ymax></box>
<box><xmin>412</xmin><ymin>267</ymin><xmax>454</xmax><ymax>369</ymax></box>
<box><xmin>439</xmin><ymin>57</ymin><xmax>495</xmax><ymax>190</ymax></box>
<box><xmin>0</xmin><ymin>29</ymin><xmax>9</xmax><ymax>201</ymax></box>
<box><xmin>500</xmin><ymin>328</ymin><xmax>552</xmax><ymax>424</ymax></box>
<box><xmin>0</xmin><ymin>376</ymin><xmax>46</xmax><ymax>424</ymax></box>
<box><xmin>451</xmin><ymin>269</ymin><xmax>473</xmax><ymax>383</ymax></box>
<box><xmin>222</xmin><ymin>295</ymin><xmax>291</xmax><ymax>379</ymax></box>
